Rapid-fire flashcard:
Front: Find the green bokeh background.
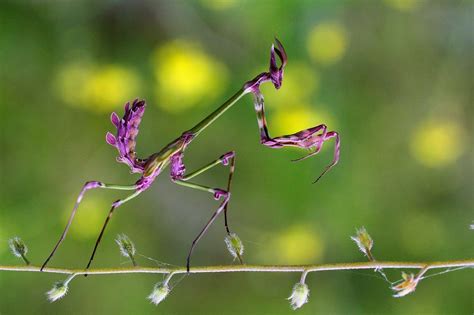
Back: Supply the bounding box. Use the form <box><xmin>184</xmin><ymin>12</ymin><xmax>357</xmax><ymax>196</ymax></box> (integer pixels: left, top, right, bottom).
<box><xmin>1</xmin><ymin>1</ymin><xmax>472</xmax><ymax>314</ymax></box>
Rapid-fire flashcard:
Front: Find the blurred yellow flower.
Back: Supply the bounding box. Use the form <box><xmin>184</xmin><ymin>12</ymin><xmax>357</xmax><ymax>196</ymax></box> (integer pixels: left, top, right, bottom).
<box><xmin>152</xmin><ymin>40</ymin><xmax>228</xmax><ymax>113</ymax></box>
<box><xmin>62</xmin><ymin>195</ymin><xmax>107</xmax><ymax>239</ymax></box>
<box><xmin>273</xmin><ymin>225</ymin><xmax>324</xmax><ymax>264</ymax></box>
<box><xmin>384</xmin><ymin>0</ymin><xmax>423</xmax><ymax>12</ymax></box>
<box><xmin>200</xmin><ymin>0</ymin><xmax>238</xmax><ymax>10</ymax></box>
<box><xmin>410</xmin><ymin>120</ymin><xmax>465</xmax><ymax>167</ymax></box>
<box><xmin>307</xmin><ymin>22</ymin><xmax>348</xmax><ymax>66</ymax></box>
<box><xmin>83</xmin><ymin>65</ymin><xmax>140</xmax><ymax>112</ymax></box>
<box><xmin>260</xmin><ymin>62</ymin><xmax>320</xmax><ymax>109</ymax></box>
<box><xmin>56</xmin><ymin>63</ymin><xmax>140</xmax><ymax>112</ymax></box>
<box><xmin>272</xmin><ymin>105</ymin><xmax>334</xmax><ymax>136</ymax></box>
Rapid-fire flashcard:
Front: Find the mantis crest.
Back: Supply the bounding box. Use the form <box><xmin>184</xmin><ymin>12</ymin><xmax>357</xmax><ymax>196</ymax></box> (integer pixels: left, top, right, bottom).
<box><xmin>41</xmin><ymin>39</ymin><xmax>340</xmax><ymax>273</ymax></box>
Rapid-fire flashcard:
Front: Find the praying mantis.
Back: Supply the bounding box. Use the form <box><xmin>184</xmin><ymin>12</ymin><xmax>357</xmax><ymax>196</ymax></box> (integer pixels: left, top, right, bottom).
<box><xmin>40</xmin><ymin>39</ymin><xmax>340</xmax><ymax>273</ymax></box>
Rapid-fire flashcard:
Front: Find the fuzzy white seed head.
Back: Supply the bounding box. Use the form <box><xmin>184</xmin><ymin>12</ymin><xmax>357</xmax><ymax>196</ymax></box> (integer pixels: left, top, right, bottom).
<box><xmin>392</xmin><ymin>272</ymin><xmax>419</xmax><ymax>298</ymax></box>
<box><xmin>224</xmin><ymin>233</ymin><xmax>244</xmax><ymax>260</ymax></box>
<box><xmin>350</xmin><ymin>227</ymin><xmax>373</xmax><ymax>257</ymax></box>
<box><xmin>288</xmin><ymin>282</ymin><xmax>310</xmax><ymax>310</ymax></box>
<box><xmin>46</xmin><ymin>282</ymin><xmax>69</xmax><ymax>302</ymax></box>
<box><xmin>8</xmin><ymin>237</ymin><xmax>27</xmax><ymax>258</ymax></box>
<box><xmin>115</xmin><ymin>234</ymin><xmax>136</xmax><ymax>258</ymax></box>
<box><xmin>148</xmin><ymin>282</ymin><xmax>170</xmax><ymax>306</ymax></box>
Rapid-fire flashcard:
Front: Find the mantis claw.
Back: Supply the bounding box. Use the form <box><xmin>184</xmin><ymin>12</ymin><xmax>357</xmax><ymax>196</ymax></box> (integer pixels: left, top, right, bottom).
<box><xmin>291</xmin><ymin>148</ymin><xmax>320</xmax><ymax>163</ymax></box>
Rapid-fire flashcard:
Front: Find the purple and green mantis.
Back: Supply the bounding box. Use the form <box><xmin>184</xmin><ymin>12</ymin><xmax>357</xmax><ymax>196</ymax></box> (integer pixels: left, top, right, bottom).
<box><xmin>41</xmin><ymin>39</ymin><xmax>340</xmax><ymax>273</ymax></box>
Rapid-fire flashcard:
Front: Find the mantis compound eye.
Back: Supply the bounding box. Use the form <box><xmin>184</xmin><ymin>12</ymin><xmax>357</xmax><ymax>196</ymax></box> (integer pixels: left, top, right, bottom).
<box><xmin>270</xmin><ymin>69</ymin><xmax>284</xmax><ymax>89</ymax></box>
<box><xmin>269</xmin><ymin>38</ymin><xmax>287</xmax><ymax>89</ymax></box>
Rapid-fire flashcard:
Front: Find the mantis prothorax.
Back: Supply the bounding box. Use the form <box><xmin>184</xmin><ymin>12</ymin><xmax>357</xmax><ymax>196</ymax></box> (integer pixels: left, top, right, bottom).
<box><xmin>41</xmin><ymin>39</ymin><xmax>340</xmax><ymax>273</ymax></box>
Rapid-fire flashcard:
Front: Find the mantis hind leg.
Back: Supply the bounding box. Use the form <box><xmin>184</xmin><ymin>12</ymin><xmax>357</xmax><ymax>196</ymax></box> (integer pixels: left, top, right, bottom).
<box><xmin>41</xmin><ymin>182</ymin><xmax>137</xmax><ymax>271</ymax></box>
<box><xmin>84</xmin><ymin>189</ymin><xmax>142</xmax><ymax>274</ymax></box>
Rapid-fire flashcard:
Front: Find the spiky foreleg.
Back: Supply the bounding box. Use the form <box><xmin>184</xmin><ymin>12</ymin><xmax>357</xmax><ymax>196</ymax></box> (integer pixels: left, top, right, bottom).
<box><xmin>251</xmin><ymin>89</ymin><xmax>340</xmax><ymax>182</ymax></box>
<box><xmin>239</xmin><ymin>39</ymin><xmax>340</xmax><ymax>182</ymax></box>
<box><xmin>41</xmin><ymin>182</ymin><xmax>137</xmax><ymax>271</ymax></box>
<box><xmin>313</xmin><ymin>131</ymin><xmax>340</xmax><ymax>183</ymax></box>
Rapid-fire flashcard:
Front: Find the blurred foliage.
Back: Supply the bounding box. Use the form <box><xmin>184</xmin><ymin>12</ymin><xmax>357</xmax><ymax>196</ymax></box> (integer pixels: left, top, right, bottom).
<box><xmin>57</xmin><ymin>62</ymin><xmax>141</xmax><ymax>112</ymax></box>
<box><xmin>0</xmin><ymin>0</ymin><xmax>472</xmax><ymax>314</ymax></box>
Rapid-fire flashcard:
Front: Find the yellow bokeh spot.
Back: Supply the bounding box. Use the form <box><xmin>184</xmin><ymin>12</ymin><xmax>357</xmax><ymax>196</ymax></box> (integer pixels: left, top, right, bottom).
<box><xmin>273</xmin><ymin>225</ymin><xmax>324</xmax><ymax>264</ymax></box>
<box><xmin>56</xmin><ymin>63</ymin><xmax>140</xmax><ymax>112</ymax></box>
<box><xmin>384</xmin><ymin>0</ymin><xmax>423</xmax><ymax>12</ymax></box>
<box><xmin>83</xmin><ymin>65</ymin><xmax>140</xmax><ymax>112</ymax></box>
<box><xmin>260</xmin><ymin>62</ymin><xmax>319</xmax><ymax>108</ymax></box>
<box><xmin>62</xmin><ymin>195</ymin><xmax>108</xmax><ymax>239</ymax></box>
<box><xmin>272</xmin><ymin>105</ymin><xmax>334</xmax><ymax>136</ymax></box>
<box><xmin>200</xmin><ymin>0</ymin><xmax>237</xmax><ymax>10</ymax></box>
<box><xmin>307</xmin><ymin>22</ymin><xmax>348</xmax><ymax>66</ymax></box>
<box><xmin>152</xmin><ymin>40</ymin><xmax>228</xmax><ymax>113</ymax></box>
<box><xmin>410</xmin><ymin>120</ymin><xmax>465</xmax><ymax>167</ymax></box>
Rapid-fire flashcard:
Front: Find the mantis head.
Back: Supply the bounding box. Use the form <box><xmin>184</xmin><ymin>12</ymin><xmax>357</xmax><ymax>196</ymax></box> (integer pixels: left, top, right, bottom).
<box><xmin>269</xmin><ymin>38</ymin><xmax>287</xmax><ymax>89</ymax></box>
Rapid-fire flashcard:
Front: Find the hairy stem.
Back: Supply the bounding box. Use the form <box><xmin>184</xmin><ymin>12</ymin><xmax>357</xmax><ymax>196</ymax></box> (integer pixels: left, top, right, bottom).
<box><xmin>1</xmin><ymin>260</ymin><xmax>472</xmax><ymax>276</ymax></box>
<box><xmin>20</xmin><ymin>253</ymin><xmax>30</xmax><ymax>266</ymax></box>
<box><xmin>130</xmin><ymin>255</ymin><xmax>137</xmax><ymax>267</ymax></box>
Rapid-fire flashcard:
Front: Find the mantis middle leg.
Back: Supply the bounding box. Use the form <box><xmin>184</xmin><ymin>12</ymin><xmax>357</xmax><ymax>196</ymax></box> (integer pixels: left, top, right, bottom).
<box><xmin>170</xmin><ymin>151</ymin><xmax>238</xmax><ymax>271</ymax></box>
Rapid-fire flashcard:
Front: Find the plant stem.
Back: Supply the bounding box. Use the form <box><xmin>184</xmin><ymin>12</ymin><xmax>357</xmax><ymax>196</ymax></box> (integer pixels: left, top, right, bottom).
<box><xmin>129</xmin><ymin>255</ymin><xmax>137</xmax><ymax>267</ymax></box>
<box><xmin>20</xmin><ymin>253</ymin><xmax>30</xmax><ymax>266</ymax></box>
<box><xmin>1</xmin><ymin>259</ymin><xmax>472</xmax><ymax>276</ymax></box>
<box><xmin>300</xmin><ymin>270</ymin><xmax>309</xmax><ymax>283</ymax></box>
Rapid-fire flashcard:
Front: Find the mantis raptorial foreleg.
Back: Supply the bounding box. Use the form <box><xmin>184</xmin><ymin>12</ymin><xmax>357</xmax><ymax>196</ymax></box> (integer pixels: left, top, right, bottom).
<box><xmin>41</xmin><ymin>182</ymin><xmax>137</xmax><ymax>271</ymax></box>
<box><xmin>254</xmin><ymin>88</ymin><xmax>340</xmax><ymax>183</ymax></box>
<box><xmin>245</xmin><ymin>51</ymin><xmax>340</xmax><ymax>183</ymax></box>
<box><xmin>290</xmin><ymin>125</ymin><xmax>327</xmax><ymax>162</ymax></box>
<box><xmin>170</xmin><ymin>151</ymin><xmax>237</xmax><ymax>271</ymax></box>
